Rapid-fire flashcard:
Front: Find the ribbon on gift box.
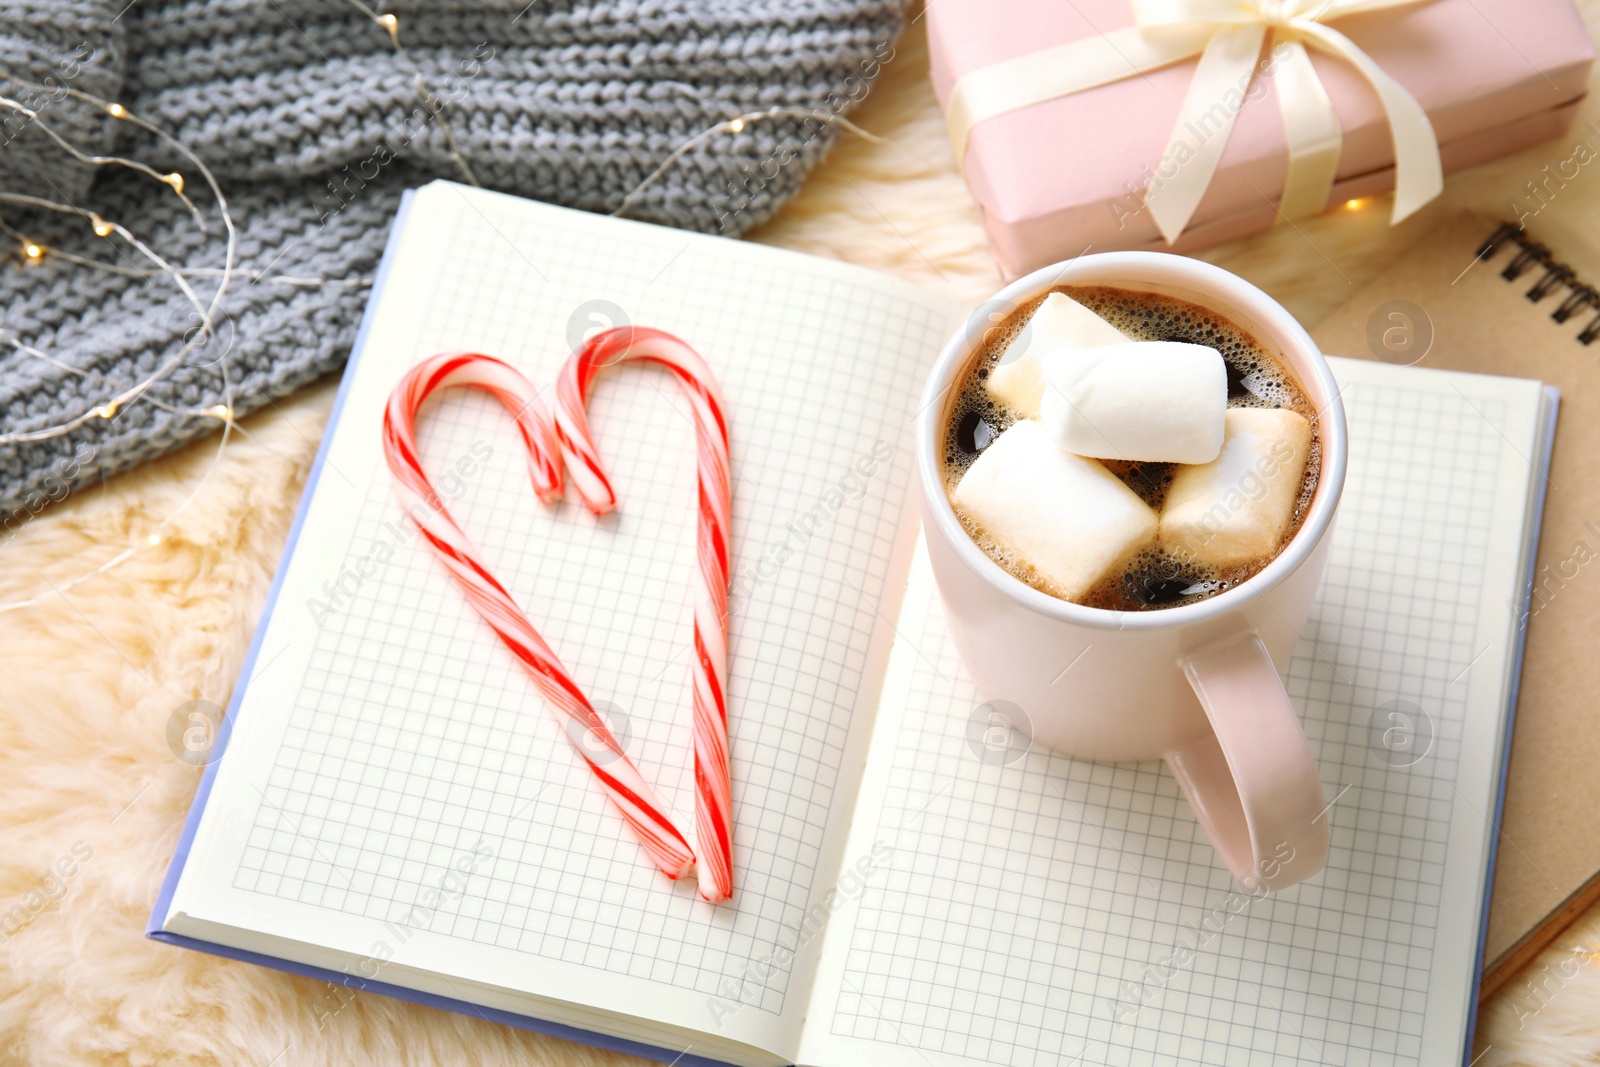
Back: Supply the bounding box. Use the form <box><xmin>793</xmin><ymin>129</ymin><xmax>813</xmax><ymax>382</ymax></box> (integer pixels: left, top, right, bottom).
<box><xmin>944</xmin><ymin>0</ymin><xmax>1445</xmax><ymax>243</ymax></box>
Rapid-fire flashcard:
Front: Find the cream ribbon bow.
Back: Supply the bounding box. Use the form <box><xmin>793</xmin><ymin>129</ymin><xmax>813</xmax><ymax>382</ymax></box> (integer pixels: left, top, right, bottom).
<box><xmin>945</xmin><ymin>0</ymin><xmax>1444</xmax><ymax>243</ymax></box>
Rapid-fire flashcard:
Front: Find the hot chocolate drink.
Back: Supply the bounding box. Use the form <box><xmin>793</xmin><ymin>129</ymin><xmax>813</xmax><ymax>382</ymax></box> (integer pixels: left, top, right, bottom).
<box><xmin>941</xmin><ymin>285</ymin><xmax>1321</xmax><ymax>611</ymax></box>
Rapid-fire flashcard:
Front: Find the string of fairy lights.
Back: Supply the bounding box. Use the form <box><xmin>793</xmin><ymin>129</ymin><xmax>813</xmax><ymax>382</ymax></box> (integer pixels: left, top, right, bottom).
<box><xmin>0</xmin><ymin>4</ymin><xmax>882</xmax><ymax>614</ymax></box>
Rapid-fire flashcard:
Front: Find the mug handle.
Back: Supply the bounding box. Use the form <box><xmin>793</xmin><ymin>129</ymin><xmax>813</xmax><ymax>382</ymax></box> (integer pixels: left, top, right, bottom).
<box><xmin>1166</xmin><ymin>632</ymin><xmax>1328</xmax><ymax>891</ymax></box>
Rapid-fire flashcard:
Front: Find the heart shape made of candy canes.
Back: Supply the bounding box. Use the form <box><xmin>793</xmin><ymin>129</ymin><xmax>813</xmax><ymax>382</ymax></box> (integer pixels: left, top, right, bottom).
<box><xmin>381</xmin><ymin>328</ymin><xmax>733</xmax><ymax>903</ymax></box>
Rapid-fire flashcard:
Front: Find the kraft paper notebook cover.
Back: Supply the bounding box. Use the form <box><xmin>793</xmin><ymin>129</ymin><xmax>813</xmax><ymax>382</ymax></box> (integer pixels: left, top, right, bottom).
<box><xmin>1312</xmin><ymin>211</ymin><xmax>1600</xmax><ymax>997</ymax></box>
<box><xmin>151</xmin><ymin>181</ymin><xmax>1553</xmax><ymax>1066</ymax></box>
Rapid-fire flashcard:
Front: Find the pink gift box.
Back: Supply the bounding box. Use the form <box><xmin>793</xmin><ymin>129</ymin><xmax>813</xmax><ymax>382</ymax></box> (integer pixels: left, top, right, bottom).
<box><xmin>928</xmin><ymin>0</ymin><xmax>1595</xmax><ymax>278</ymax></box>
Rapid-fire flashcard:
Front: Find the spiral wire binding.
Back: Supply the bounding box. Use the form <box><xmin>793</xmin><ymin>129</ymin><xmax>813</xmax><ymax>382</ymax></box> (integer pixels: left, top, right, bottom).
<box><xmin>1479</xmin><ymin>222</ymin><xmax>1600</xmax><ymax>344</ymax></box>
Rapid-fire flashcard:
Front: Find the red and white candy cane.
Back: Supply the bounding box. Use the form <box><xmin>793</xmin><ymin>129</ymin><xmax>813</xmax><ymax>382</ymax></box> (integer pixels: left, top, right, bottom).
<box><xmin>555</xmin><ymin>327</ymin><xmax>734</xmax><ymax>905</ymax></box>
<box><xmin>382</xmin><ymin>350</ymin><xmax>700</xmax><ymax>888</ymax></box>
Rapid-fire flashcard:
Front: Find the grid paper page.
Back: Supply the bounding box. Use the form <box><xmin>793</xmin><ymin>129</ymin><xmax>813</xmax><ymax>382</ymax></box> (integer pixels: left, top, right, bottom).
<box><xmin>166</xmin><ymin>181</ymin><xmax>962</xmax><ymax>1053</ymax></box>
<box><xmin>799</xmin><ymin>359</ymin><xmax>1546</xmax><ymax>1067</ymax></box>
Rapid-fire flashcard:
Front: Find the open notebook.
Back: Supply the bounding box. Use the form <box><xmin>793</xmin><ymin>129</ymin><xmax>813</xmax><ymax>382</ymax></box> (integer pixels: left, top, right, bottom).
<box><xmin>151</xmin><ymin>181</ymin><xmax>1554</xmax><ymax>1067</ymax></box>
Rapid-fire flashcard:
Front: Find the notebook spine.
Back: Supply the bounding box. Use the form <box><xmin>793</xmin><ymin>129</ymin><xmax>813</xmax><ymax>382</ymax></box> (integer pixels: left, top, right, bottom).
<box><xmin>1479</xmin><ymin>222</ymin><xmax>1600</xmax><ymax>344</ymax></box>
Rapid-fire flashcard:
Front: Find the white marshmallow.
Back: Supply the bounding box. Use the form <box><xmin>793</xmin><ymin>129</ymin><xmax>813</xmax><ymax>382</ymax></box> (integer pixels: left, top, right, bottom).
<box><xmin>1161</xmin><ymin>407</ymin><xmax>1313</xmax><ymax>568</ymax></box>
<box><xmin>952</xmin><ymin>420</ymin><xmax>1158</xmax><ymax>602</ymax></box>
<box><xmin>1039</xmin><ymin>341</ymin><xmax>1227</xmax><ymax>464</ymax></box>
<box><xmin>986</xmin><ymin>292</ymin><xmax>1128</xmax><ymax>417</ymax></box>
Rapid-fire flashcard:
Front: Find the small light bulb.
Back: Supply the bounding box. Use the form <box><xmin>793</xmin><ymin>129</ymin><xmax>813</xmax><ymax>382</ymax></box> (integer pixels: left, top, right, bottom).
<box><xmin>729</xmin><ymin>118</ymin><xmax>745</xmax><ymax>133</ymax></box>
<box><xmin>1344</xmin><ymin>197</ymin><xmax>1366</xmax><ymax>210</ymax></box>
<box><xmin>22</xmin><ymin>242</ymin><xmax>42</xmax><ymax>259</ymax></box>
<box><xmin>164</xmin><ymin>172</ymin><xmax>185</xmax><ymax>195</ymax></box>
<box><xmin>90</xmin><ymin>214</ymin><xmax>113</xmax><ymax>237</ymax></box>
<box><xmin>106</xmin><ymin>102</ymin><xmax>126</xmax><ymax>118</ymax></box>
<box><xmin>207</xmin><ymin>404</ymin><xmax>233</xmax><ymax>422</ymax></box>
<box><xmin>94</xmin><ymin>401</ymin><xmax>118</xmax><ymax>419</ymax></box>
<box><xmin>379</xmin><ymin>12</ymin><xmax>397</xmax><ymax>27</ymax></box>
<box><xmin>147</xmin><ymin>533</ymin><xmax>162</xmax><ymax>546</ymax></box>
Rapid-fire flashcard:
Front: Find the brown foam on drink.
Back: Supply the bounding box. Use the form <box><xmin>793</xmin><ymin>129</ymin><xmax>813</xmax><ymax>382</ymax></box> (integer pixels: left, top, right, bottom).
<box><xmin>942</xmin><ymin>285</ymin><xmax>1322</xmax><ymax>611</ymax></box>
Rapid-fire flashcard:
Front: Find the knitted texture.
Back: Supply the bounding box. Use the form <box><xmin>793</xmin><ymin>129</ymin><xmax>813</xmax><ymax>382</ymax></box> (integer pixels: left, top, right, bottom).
<box><xmin>0</xmin><ymin>0</ymin><xmax>903</xmax><ymax>514</ymax></box>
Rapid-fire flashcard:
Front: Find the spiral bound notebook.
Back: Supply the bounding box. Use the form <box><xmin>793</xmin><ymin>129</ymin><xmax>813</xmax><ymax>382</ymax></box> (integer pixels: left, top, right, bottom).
<box><xmin>1313</xmin><ymin>212</ymin><xmax>1600</xmax><ymax>997</ymax></box>
<box><xmin>151</xmin><ymin>183</ymin><xmax>1553</xmax><ymax>1067</ymax></box>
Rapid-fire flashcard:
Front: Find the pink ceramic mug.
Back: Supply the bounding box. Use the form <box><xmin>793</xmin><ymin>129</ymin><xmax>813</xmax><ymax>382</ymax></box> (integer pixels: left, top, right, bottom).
<box><xmin>917</xmin><ymin>252</ymin><xmax>1346</xmax><ymax>891</ymax></box>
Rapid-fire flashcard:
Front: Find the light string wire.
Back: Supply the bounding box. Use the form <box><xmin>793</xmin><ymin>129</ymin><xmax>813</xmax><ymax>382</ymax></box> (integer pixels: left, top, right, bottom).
<box><xmin>346</xmin><ymin>0</ymin><xmax>480</xmax><ymax>187</ymax></box>
<box><xmin>0</xmin><ymin>0</ymin><xmax>474</xmax><ymax>450</ymax></box>
<box><xmin>0</xmin><ymin>73</ymin><xmax>244</xmax><ymax>612</ymax></box>
<box><xmin>0</xmin><ymin>8</ymin><xmax>884</xmax><ymax>615</ymax></box>
<box><xmin>610</xmin><ymin>105</ymin><xmax>885</xmax><ymax>219</ymax></box>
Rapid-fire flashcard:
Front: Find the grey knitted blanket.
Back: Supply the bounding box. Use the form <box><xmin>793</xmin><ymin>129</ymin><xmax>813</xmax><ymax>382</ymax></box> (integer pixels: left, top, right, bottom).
<box><xmin>0</xmin><ymin>0</ymin><xmax>902</xmax><ymax>518</ymax></box>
